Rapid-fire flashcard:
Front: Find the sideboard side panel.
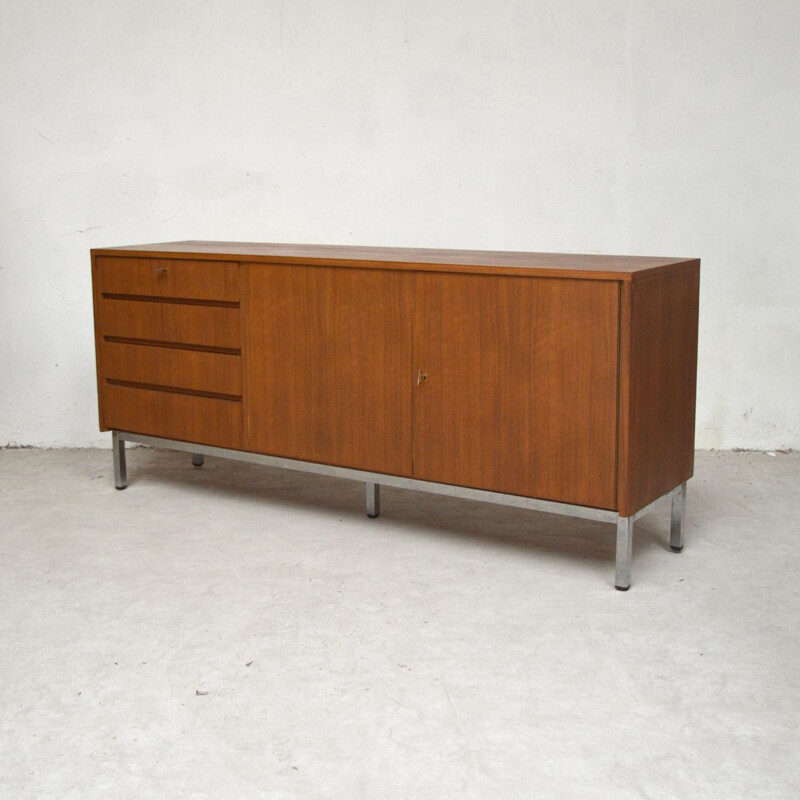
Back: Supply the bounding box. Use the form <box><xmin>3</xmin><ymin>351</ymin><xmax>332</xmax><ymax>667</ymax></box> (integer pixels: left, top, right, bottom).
<box><xmin>618</xmin><ymin>263</ymin><xmax>700</xmax><ymax>516</ymax></box>
<box><xmin>91</xmin><ymin>253</ymin><xmax>109</xmax><ymax>431</ymax></box>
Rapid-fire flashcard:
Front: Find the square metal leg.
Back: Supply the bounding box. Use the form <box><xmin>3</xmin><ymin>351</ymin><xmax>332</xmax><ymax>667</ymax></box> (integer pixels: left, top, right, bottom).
<box><xmin>615</xmin><ymin>516</ymin><xmax>633</xmax><ymax>590</ymax></box>
<box><xmin>112</xmin><ymin>430</ymin><xmax>128</xmax><ymax>490</ymax></box>
<box><xmin>192</xmin><ymin>453</ymin><xmax>205</xmax><ymax>468</ymax></box>
<box><xmin>670</xmin><ymin>482</ymin><xmax>687</xmax><ymax>552</ymax></box>
<box><xmin>366</xmin><ymin>482</ymin><xmax>381</xmax><ymax>518</ymax></box>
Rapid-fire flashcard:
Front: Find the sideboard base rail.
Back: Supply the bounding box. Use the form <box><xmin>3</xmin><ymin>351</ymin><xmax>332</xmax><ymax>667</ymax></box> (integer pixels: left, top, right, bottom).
<box><xmin>110</xmin><ymin>431</ymin><xmax>686</xmax><ymax>591</ymax></box>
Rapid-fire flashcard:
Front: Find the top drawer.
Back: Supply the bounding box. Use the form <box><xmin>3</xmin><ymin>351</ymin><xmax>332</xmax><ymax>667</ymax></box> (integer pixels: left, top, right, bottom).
<box><xmin>94</xmin><ymin>256</ymin><xmax>238</xmax><ymax>302</ymax></box>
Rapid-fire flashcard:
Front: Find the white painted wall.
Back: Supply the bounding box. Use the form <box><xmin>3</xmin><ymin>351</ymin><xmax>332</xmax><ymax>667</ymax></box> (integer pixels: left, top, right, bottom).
<box><xmin>1</xmin><ymin>0</ymin><xmax>798</xmax><ymax>449</ymax></box>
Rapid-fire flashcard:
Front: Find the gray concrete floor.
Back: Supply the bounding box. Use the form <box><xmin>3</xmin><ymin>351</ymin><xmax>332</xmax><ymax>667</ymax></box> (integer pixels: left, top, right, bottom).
<box><xmin>0</xmin><ymin>448</ymin><xmax>798</xmax><ymax>799</ymax></box>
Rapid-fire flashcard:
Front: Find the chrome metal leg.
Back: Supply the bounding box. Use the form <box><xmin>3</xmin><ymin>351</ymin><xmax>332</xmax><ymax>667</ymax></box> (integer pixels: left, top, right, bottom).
<box><xmin>192</xmin><ymin>453</ymin><xmax>205</xmax><ymax>468</ymax></box>
<box><xmin>670</xmin><ymin>482</ymin><xmax>687</xmax><ymax>552</ymax></box>
<box><xmin>112</xmin><ymin>431</ymin><xmax>127</xmax><ymax>490</ymax></box>
<box><xmin>366</xmin><ymin>482</ymin><xmax>381</xmax><ymax>518</ymax></box>
<box><xmin>615</xmin><ymin>516</ymin><xmax>633</xmax><ymax>590</ymax></box>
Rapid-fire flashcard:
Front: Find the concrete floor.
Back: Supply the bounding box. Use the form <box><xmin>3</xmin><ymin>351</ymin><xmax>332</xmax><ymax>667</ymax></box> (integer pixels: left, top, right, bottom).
<box><xmin>0</xmin><ymin>448</ymin><xmax>798</xmax><ymax>799</ymax></box>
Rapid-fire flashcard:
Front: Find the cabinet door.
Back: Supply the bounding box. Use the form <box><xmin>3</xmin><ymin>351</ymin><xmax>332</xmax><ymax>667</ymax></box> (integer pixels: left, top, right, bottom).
<box><xmin>413</xmin><ymin>274</ymin><xmax>619</xmax><ymax>508</ymax></box>
<box><xmin>243</xmin><ymin>264</ymin><xmax>413</xmax><ymax>475</ymax></box>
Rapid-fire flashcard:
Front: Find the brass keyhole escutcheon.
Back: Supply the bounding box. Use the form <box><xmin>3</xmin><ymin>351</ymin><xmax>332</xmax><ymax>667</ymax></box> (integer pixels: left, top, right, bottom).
<box><xmin>417</xmin><ymin>369</ymin><xmax>428</xmax><ymax>385</ymax></box>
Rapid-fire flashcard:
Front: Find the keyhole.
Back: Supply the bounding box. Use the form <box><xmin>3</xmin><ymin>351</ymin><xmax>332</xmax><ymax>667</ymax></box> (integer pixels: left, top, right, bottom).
<box><xmin>417</xmin><ymin>369</ymin><xmax>428</xmax><ymax>385</ymax></box>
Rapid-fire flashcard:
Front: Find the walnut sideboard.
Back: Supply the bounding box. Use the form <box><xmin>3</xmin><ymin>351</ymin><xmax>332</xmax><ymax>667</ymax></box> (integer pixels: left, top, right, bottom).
<box><xmin>91</xmin><ymin>241</ymin><xmax>700</xmax><ymax>590</ymax></box>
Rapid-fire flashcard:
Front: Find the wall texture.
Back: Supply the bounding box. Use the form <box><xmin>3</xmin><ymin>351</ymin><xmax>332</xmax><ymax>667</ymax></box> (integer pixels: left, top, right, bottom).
<box><xmin>1</xmin><ymin>0</ymin><xmax>798</xmax><ymax>449</ymax></box>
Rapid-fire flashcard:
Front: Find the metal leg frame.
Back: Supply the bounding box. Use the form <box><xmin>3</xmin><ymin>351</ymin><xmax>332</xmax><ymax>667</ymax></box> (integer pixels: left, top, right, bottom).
<box><xmin>615</xmin><ymin>516</ymin><xmax>633</xmax><ymax>591</ymax></box>
<box><xmin>670</xmin><ymin>482</ymin><xmax>687</xmax><ymax>552</ymax></box>
<box><xmin>615</xmin><ymin>483</ymin><xmax>687</xmax><ymax>590</ymax></box>
<box><xmin>112</xmin><ymin>430</ymin><xmax>127</xmax><ymax>490</ymax></box>
<box><xmin>366</xmin><ymin>482</ymin><xmax>381</xmax><ymax>518</ymax></box>
<box><xmin>110</xmin><ymin>431</ymin><xmax>688</xmax><ymax>589</ymax></box>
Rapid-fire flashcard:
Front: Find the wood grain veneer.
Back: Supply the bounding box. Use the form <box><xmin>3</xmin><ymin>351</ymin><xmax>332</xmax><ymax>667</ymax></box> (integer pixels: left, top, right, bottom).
<box><xmin>91</xmin><ymin>242</ymin><xmax>700</xmax><ymax>518</ymax></box>
<box><xmin>413</xmin><ymin>274</ymin><xmax>618</xmax><ymax>507</ymax></box>
<box><xmin>98</xmin><ymin>298</ymin><xmax>241</xmax><ymax>350</ymax></box>
<box><xmin>92</xmin><ymin>251</ymin><xmax>244</xmax><ymax>448</ymax></box>
<box><xmin>242</xmin><ymin>264</ymin><xmax>413</xmax><ymax>475</ymax></box>
<box><xmin>617</xmin><ymin>263</ymin><xmax>700</xmax><ymax>515</ymax></box>
<box><xmin>92</xmin><ymin>241</ymin><xmax>698</xmax><ymax>282</ymax></box>
<box><xmin>100</xmin><ymin>341</ymin><xmax>242</xmax><ymax>397</ymax></box>
<box><xmin>95</xmin><ymin>256</ymin><xmax>238</xmax><ymax>301</ymax></box>
<box><xmin>103</xmin><ymin>384</ymin><xmax>242</xmax><ymax>449</ymax></box>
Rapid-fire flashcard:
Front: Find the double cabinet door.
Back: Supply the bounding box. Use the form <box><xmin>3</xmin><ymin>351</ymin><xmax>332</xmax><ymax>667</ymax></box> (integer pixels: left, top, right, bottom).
<box><xmin>242</xmin><ymin>264</ymin><xmax>619</xmax><ymax>509</ymax></box>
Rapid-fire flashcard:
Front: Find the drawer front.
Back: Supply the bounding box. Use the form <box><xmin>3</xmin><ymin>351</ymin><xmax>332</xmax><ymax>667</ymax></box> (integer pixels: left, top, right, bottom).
<box><xmin>103</xmin><ymin>384</ymin><xmax>242</xmax><ymax>449</ymax></box>
<box><xmin>98</xmin><ymin>298</ymin><xmax>241</xmax><ymax>350</ymax></box>
<box><xmin>100</xmin><ymin>341</ymin><xmax>242</xmax><ymax>396</ymax></box>
<box><xmin>95</xmin><ymin>256</ymin><xmax>238</xmax><ymax>301</ymax></box>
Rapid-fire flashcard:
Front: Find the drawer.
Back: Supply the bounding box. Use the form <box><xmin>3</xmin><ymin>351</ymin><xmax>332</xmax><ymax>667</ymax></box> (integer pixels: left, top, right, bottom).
<box><xmin>98</xmin><ymin>298</ymin><xmax>241</xmax><ymax>350</ymax></box>
<box><xmin>100</xmin><ymin>341</ymin><xmax>242</xmax><ymax>396</ymax></box>
<box><xmin>95</xmin><ymin>256</ymin><xmax>238</xmax><ymax>301</ymax></box>
<box><xmin>103</xmin><ymin>383</ymin><xmax>242</xmax><ymax>449</ymax></box>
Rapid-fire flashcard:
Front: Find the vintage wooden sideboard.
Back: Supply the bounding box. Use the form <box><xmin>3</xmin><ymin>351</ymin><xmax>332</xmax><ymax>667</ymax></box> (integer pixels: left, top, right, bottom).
<box><xmin>91</xmin><ymin>241</ymin><xmax>700</xmax><ymax>589</ymax></box>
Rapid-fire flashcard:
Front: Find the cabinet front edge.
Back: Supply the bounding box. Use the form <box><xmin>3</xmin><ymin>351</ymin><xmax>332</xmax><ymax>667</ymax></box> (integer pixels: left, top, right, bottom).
<box><xmin>89</xmin><ymin>249</ymin><xmax>700</xmax><ymax>282</ymax></box>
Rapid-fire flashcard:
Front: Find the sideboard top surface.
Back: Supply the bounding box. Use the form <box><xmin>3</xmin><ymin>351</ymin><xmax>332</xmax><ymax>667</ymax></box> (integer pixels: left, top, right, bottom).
<box><xmin>92</xmin><ymin>241</ymin><xmax>699</xmax><ymax>281</ymax></box>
